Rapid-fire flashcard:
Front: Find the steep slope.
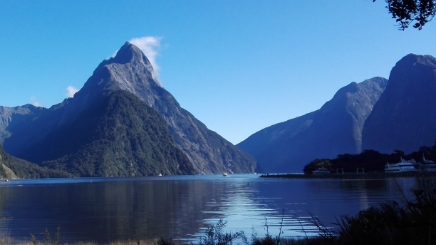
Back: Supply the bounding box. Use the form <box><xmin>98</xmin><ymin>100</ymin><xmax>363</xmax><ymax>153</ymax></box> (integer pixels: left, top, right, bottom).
<box><xmin>238</xmin><ymin>77</ymin><xmax>387</xmax><ymax>173</ymax></box>
<box><xmin>362</xmin><ymin>54</ymin><xmax>436</xmax><ymax>153</ymax></box>
<box><xmin>0</xmin><ymin>144</ymin><xmax>70</xmax><ymax>179</ymax></box>
<box><xmin>237</xmin><ymin>111</ymin><xmax>316</xmax><ymax>171</ymax></box>
<box><xmin>0</xmin><ymin>105</ymin><xmax>45</xmax><ymax>144</ymax></box>
<box><xmin>67</xmin><ymin>42</ymin><xmax>256</xmax><ymax>174</ymax></box>
<box><xmin>9</xmin><ymin>90</ymin><xmax>196</xmax><ymax>177</ymax></box>
<box><xmin>3</xmin><ymin>42</ymin><xmax>256</xmax><ymax>175</ymax></box>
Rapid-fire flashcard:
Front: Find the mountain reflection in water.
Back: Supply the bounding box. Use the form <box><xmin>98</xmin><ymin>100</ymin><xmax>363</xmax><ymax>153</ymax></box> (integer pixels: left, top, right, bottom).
<box><xmin>0</xmin><ymin>175</ymin><xmax>415</xmax><ymax>243</ymax></box>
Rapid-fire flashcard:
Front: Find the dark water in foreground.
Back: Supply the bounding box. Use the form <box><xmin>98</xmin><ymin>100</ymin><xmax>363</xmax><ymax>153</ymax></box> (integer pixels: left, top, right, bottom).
<box><xmin>0</xmin><ymin>175</ymin><xmax>416</xmax><ymax>243</ymax></box>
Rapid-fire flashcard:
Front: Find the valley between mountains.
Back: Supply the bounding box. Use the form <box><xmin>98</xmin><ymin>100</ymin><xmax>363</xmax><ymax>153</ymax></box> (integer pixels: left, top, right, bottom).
<box><xmin>1</xmin><ymin>42</ymin><xmax>436</xmax><ymax>177</ymax></box>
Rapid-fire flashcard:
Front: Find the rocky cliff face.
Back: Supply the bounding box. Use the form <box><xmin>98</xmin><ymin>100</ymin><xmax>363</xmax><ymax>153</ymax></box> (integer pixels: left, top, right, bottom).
<box><xmin>3</xmin><ymin>42</ymin><xmax>256</xmax><ymax>175</ymax></box>
<box><xmin>238</xmin><ymin>77</ymin><xmax>387</xmax><ymax>173</ymax></box>
<box><xmin>362</xmin><ymin>54</ymin><xmax>436</xmax><ymax>153</ymax></box>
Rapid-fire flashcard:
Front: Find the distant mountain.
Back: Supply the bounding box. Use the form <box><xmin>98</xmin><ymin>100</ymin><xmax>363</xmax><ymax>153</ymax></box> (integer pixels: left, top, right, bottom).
<box><xmin>0</xmin><ymin>144</ymin><xmax>69</xmax><ymax>179</ymax></box>
<box><xmin>237</xmin><ymin>77</ymin><xmax>387</xmax><ymax>173</ymax></box>
<box><xmin>2</xmin><ymin>42</ymin><xmax>256</xmax><ymax>175</ymax></box>
<box><xmin>0</xmin><ymin>105</ymin><xmax>45</xmax><ymax>144</ymax></box>
<box><xmin>362</xmin><ymin>54</ymin><xmax>436</xmax><ymax>153</ymax></box>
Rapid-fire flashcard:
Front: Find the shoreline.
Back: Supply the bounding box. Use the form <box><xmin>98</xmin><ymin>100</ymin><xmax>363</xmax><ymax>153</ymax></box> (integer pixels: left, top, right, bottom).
<box><xmin>259</xmin><ymin>171</ymin><xmax>436</xmax><ymax>179</ymax></box>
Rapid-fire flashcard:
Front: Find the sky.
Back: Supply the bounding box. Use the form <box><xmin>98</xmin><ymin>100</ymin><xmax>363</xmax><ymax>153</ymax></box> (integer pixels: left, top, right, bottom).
<box><xmin>0</xmin><ymin>1</ymin><xmax>435</xmax><ymax>144</ymax></box>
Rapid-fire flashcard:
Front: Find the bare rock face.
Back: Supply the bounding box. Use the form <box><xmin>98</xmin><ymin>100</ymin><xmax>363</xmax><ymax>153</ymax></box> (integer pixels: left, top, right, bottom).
<box><xmin>3</xmin><ymin>42</ymin><xmax>256</xmax><ymax>175</ymax></box>
<box><xmin>362</xmin><ymin>54</ymin><xmax>436</xmax><ymax>154</ymax></box>
<box><xmin>238</xmin><ymin>77</ymin><xmax>387</xmax><ymax>173</ymax></box>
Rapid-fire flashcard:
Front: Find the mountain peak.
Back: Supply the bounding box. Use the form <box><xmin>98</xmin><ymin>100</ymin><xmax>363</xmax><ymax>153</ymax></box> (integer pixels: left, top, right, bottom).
<box><xmin>111</xmin><ymin>42</ymin><xmax>146</xmax><ymax>64</ymax></box>
<box><xmin>395</xmin><ymin>53</ymin><xmax>436</xmax><ymax>68</ymax></box>
<box><xmin>88</xmin><ymin>41</ymin><xmax>160</xmax><ymax>92</ymax></box>
<box><xmin>362</xmin><ymin>53</ymin><xmax>436</xmax><ymax>154</ymax></box>
<box><xmin>95</xmin><ymin>42</ymin><xmax>156</xmax><ymax>78</ymax></box>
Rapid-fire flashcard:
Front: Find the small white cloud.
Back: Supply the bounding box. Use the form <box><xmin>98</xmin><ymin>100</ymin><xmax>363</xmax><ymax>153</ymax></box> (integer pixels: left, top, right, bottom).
<box><xmin>29</xmin><ymin>96</ymin><xmax>42</xmax><ymax>107</ymax></box>
<box><xmin>129</xmin><ymin>36</ymin><xmax>162</xmax><ymax>83</ymax></box>
<box><xmin>66</xmin><ymin>86</ymin><xmax>79</xmax><ymax>98</ymax></box>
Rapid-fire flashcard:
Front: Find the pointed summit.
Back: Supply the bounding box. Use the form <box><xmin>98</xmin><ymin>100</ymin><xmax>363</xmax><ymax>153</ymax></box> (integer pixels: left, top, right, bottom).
<box><xmin>97</xmin><ymin>42</ymin><xmax>157</xmax><ymax>82</ymax></box>
<box><xmin>3</xmin><ymin>41</ymin><xmax>257</xmax><ymax>176</ymax></box>
<box><xmin>111</xmin><ymin>42</ymin><xmax>150</xmax><ymax>65</ymax></box>
<box><xmin>74</xmin><ymin>41</ymin><xmax>161</xmax><ymax>109</ymax></box>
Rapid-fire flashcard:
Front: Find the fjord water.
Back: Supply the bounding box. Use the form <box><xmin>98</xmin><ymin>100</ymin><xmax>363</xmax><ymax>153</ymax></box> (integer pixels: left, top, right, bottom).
<box><xmin>0</xmin><ymin>175</ymin><xmax>415</xmax><ymax>243</ymax></box>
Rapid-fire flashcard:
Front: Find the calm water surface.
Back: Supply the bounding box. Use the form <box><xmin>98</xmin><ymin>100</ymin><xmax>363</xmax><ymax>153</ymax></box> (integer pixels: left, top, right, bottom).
<box><xmin>0</xmin><ymin>175</ymin><xmax>417</xmax><ymax>243</ymax></box>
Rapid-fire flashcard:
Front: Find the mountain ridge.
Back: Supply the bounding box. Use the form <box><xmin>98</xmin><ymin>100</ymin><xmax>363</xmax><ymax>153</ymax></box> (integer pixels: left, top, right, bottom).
<box><xmin>36</xmin><ymin>90</ymin><xmax>196</xmax><ymax>176</ymax></box>
<box><xmin>0</xmin><ymin>105</ymin><xmax>46</xmax><ymax>145</ymax></box>
<box><xmin>362</xmin><ymin>54</ymin><xmax>436</xmax><ymax>153</ymax></box>
<box><xmin>83</xmin><ymin>42</ymin><xmax>257</xmax><ymax>174</ymax></box>
<box><xmin>1</xmin><ymin>42</ymin><xmax>256</xmax><ymax>175</ymax></box>
<box><xmin>238</xmin><ymin>77</ymin><xmax>387</xmax><ymax>172</ymax></box>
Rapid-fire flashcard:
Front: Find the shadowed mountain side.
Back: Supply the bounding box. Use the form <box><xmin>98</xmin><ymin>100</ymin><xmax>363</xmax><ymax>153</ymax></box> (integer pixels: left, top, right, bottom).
<box><xmin>362</xmin><ymin>54</ymin><xmax>436</xmax><ymax>154</ymax></box>
<box><xmin>238</xmin><ymin>77</ymin><xmax>387</xmax><ymax>173</ymax></box>
<box><xmin>69</xmin><ymin>42</ymin><xmax>256</xmax><ymax>174</ymax></box>
<box><xmin>3</xmin><ymin>42</ymin><xmax>256</xmax><ymax>175</ymax></box>
<box><xmin>0</xmin><ymin>105</ymin><xmax>46</xmax><ymax>145</ymax></box>
<box><xmin>0</xmin><ymin>144</ymin><xmax>70</xmax><ymax>179</ymax></box>
<box><xmin>238</xmin><ymin>112</ymin><xmax>316</xmax><ymax>173</ymax></box>
<box><xmin>13</xmin><ymin>90</ymin><xmax>195</xmax><ymax>177</ymax></box>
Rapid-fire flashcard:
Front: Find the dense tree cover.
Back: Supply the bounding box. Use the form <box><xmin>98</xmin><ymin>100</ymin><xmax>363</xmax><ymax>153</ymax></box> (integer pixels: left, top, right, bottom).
<box><xmin>303</xmin><ymin>141</ymin><xmax>436</xmax><ymax>174</ymax></box>
<box><xmin>23</xmin><ymin>90</ymin><xmax>196</xmax><ymax>177</ymax></box>
<box><xmin>0</xmin><ymin>144</ymin><xmax>70</xmax><ymax>179</ymax></box>
<box><xmin>375</xmin><ymin>0</ymin><xmax>436</xmax><ymax>30</ymax></box>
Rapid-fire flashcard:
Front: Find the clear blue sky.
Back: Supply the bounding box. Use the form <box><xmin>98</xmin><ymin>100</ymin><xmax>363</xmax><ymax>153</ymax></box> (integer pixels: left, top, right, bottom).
<box><xmin>0</xmin><ymin>1</ymin><xmax>435</xmax><ymax>144</ymax></box>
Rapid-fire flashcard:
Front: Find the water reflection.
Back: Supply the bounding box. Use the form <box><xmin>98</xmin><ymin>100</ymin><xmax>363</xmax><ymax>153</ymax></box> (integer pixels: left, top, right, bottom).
<box><xmin>192</xmin><ymin>177</ymin><xmax>418</xmax><ymax>239</ymax></box>
<box><xmin>0</xmin><ymin>177</ymin><xmax>222</xmax><ymax>243</ymax></box>
<box><xmin>0</xmin><ymin>175</ymin><xmax>419</xmax><ymax>243</ymax></box>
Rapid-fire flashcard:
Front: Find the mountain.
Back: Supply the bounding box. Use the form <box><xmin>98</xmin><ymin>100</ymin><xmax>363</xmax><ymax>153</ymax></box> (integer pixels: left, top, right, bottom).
<box><xmin>13</xmin><ymin>90</ymin><xmax>195</xmax><ymax>176</ymax></box>
<box><xmin>0</xmin><ymin>105</ymin><xmax>45</xmax><ymax>144</ymax></box>
<box><xmin>2</xmin><ymin>42</ymin><xmax>256</xmax><ymax>175</ymax></box>
<box><xmin>362</xmin><ymin>54</ymin><xmax>436</xmax><ymax>154</ymax></box>
<box><xmin>0</xmin><ymin>144</ymin><xmax>70</xmax><ymax>179</ymax></box>
<box><xmin>71</xmin><ymin>42</ymin><xmax>256</xmax><ymax>174</ymax></box>
<box><xmin>237</xmin><ymin>77</ymin><xmax>387</xmax><ymax>173</ymax></box>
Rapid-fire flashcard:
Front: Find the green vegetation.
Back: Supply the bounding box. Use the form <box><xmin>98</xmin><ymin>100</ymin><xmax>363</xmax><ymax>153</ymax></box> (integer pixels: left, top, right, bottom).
<box><xmin>303</xmin><ymin>142</ymin><xmax>436</xmax><ymax>174</ymax></box>
<box><xmin>374</xmin><ymin>0</ymin><xmax>436</xmax><ymax>30</ymax></box>
<box><xmin>312</xmin><ymin>178</ymin><xmax>436</xmax><ymax>245</ymax></box>
<box><xmin>0</xmin><ymin>144</ymin><xmax>71</xmax><ymax>179</ymax></box>
<box><xmin>198</xmin><ymin>220</ymin><xmax>247</xmax><ymax>245</ymax></box>
<box><xmin>24</xmin><ymin>90</ymin><xmax>196</xmax><ymax>177</ymax></box>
